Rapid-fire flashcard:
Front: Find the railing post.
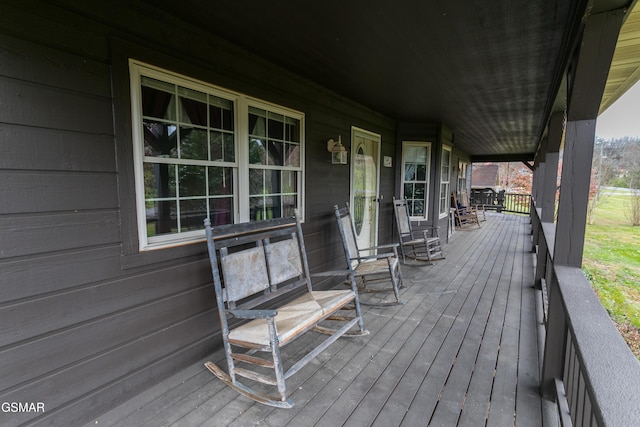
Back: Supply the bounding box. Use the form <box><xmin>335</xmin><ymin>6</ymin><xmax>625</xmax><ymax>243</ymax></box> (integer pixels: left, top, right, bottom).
<box><xmin>540</xmin><ymin>270</ymin><xmax>566</xmax><ymax>400</ymax></box>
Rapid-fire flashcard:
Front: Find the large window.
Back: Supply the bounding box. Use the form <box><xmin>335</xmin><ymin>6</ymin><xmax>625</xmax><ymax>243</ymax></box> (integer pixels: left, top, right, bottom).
<box><xmin>401</xmin><ymin>141</ymin><xmax>431</xmax><ymax>220</ymax></box>
<box><xmin>439</xmin><ymin>145</ymin><xmax>452</xmax><ymax>218</ymax></box>
<box><xmin>130</xmin><ymin>61</ymin><xmax>304</xmax><ymax>250</ymax></box>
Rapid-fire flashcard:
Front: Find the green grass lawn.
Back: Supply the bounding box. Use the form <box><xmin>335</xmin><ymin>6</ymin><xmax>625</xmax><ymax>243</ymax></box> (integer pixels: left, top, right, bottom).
<box><xmin>583</xmin><ymin>195</ymin><xmax>640</xmax><ymax>332</ymax></box>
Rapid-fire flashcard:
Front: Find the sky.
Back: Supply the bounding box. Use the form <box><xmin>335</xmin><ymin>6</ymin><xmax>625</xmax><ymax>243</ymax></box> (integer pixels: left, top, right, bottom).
<box><xmin>596</xmin><ymin>80</ymin><xmax>640</xmax><ymax>140</ymax></box>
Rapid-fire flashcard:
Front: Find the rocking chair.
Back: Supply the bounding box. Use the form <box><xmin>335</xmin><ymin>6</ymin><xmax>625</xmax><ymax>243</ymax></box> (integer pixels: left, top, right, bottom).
<box><xmin>451</xmin><ymin>192</ymin><xmax>481</xmax><ymax>229</ymax></box>
<box><xmin>334</xmin><ymin>204</ymin><xmax>404</xmax><ymax>306</ymax></box>
<box><xmin>392</xmin><ymin>197</ymin><xmax>444</xmax><ymax>264</ymax></box>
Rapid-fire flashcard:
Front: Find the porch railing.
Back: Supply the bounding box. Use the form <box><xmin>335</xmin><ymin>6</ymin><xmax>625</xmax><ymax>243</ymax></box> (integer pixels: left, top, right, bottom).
<box><xmin>470</xmin><ymin>189</ymin><xmax>531</xmax><ymax>214</ymax></box>
<box><xmin>503</xmin><ymin>193</ymin><xmax>531</xmax><ymax>214</ymax></box>
<box><xmin>532</xmin><ymin>201</ymin><xmax>640</xmax><ymax>426</ymax></box>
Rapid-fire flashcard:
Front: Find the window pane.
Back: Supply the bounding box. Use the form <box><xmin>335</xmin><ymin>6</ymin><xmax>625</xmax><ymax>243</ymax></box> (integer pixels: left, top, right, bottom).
<box><xmin>267</xmin><ymin>113</ymin><xmax>284</xmax><ymax>139</ymax></box>
<box><xmin>405</xmin><ymin>146</ymin><xmax>427</xmax><ymax>163</ymax></box>
<box><xmin>179</xmin><ymin>199</ymin><xmax>206</xmax><ymax>231</ymax></box>
<box><xmin>223</xmin><ymin>133</ymin><xmax>235</xmax><ymax>162</ymax></box>
<box><xmin>179</xmin><ymin>127</ymin><xmax>208</xmax><ymax>160</ymax></box>
<box><xmin>405</xmin><ymin>163</ymin><xmax>416</xmax><ymax>181</ymax></box>
<box><xmin>249</xmin><ymin>138</ymin><xmax>266</xmax><ymax>164</ymax></box>
<box><xmin>285</xmin><ymin>117</ymin><xmax>300</xmax><ymax>142</ymax></box>
<box><xmin>265</xmin><ymin>169</ymin><xmax>280</xmax><ymax>194</ymax></box>
<box><xmin>178</xmin><ymin>165</ymin><xmax>206</xmax><ymax>197</ymax></box>
<box><xmin>268</xmin><ymin>140</ymin><xmax>284</xmax><ymax>166</ymax></box>
<box><xmin>208</xmin><ymin>166</ymin><xmax>233</xmax><ymax>196</ymax></box>
<box><xmin>143</xmin><ymin>121</ymin><xmax>177</xmax><ymax>158</ymax></box>
<box><xmin>404</xmin><ymin>183</ymin><xmax>414</xmax><ymax>198</ymax></box>
<box><xmin>209</xmin><ymin>197</ymin><xmax>233</xmax><ymax>225</ymax></box>
<box><xmin>249</xmin><ymin>107</ymin><xmax>267</xmax><ymax>137</ymax></box>
<box><xmin>210</xmin><ymin>131</ymin><xmax>224</xmax><ymax>161</ymax></box>
<box><xmin>412</xmin><ymin>199</ymin><xmax>425</xmax><ymax>216</ymax></box>
<box><xmin>282</xmin><ymin>171</ymin><xmax>297</xmax><ymax>193</ymax></box>
<box><xmin>249</xmin><ymin>169</ymin><xmax>263</xmax><ymax>196</ymax></box>
<box><xmin>265</xmin><ymin>195</ymin><xmax>281</xmax><ymax>219</ymax></box>
<box><xmin>285</xmin><ymin>144</ymin><xmax>300</xmax><ymax>167</ymax></box>
<box><xmin>282</xmin><ymin>195</ymin><xmax>297</xmax><ymax>217</ymax></box>
<box><xmin>250</xmin><ymin>196</ymin><xmax>264</xmax><ymax>221</ymax></box>
<box><xmin>209</xmin><ymin>96</ymin><xmax>234</xmax><ymax>131</ymax></box>
<box><xmin>179</xmin><ymin>88</ymin><xmax>208</xmax><ymax>126</ymax></box>
<box><xmin>416</xmin><ymin>164</ymin><xmax>427</xmax><ymax>181</ymax></box>
<box><xmin>414</xmin><ymin>183</ymin><xmax>425</xmax><ymax>199</ymax></box>
<box><xmin>144</xmin><ymin>163</ymin><xmax>176</xmax><ymax>198</ymax></box>
<box><xmin>147</xmin><ymin>199</ymin><xmax>177</xmax><ymax>237</ymax></box>
<box><xmin>141</xmin><ymin>78</ymin><xmax>175</xmax><ymax>121</ymax></box>
<box><xmin>222</xmin><ymin>106</ymin><xmax>234</xmax><ymax>131</ymax></box>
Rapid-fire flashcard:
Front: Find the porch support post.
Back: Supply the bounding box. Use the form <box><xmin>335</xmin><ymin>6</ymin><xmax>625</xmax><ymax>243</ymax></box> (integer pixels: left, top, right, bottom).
<box><xmin>540</xmin><ymin>112</ymin><xmax>564</xmax><ymax>223</ymax></box>
<box><xmin>553</xmin><ymin>120</ymin><xmax>597</xmax><ymax>267</ymax></box>
<box><xmin>541</xmin><ymin>7</ymin><xmax>625</xmax><ymax>400</ymax></box>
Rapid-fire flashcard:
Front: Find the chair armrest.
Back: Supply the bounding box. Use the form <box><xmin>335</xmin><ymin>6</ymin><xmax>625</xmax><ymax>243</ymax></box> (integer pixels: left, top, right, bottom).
<box><xmin>372</xmin><ymin>243</ymin><xmax>400</xmax><ymax>250</ymax></box>
<box><xmin>228</xmin><ymin>309</ymin><xmax>277</xmax><ymax>319</ymax></box>
<box><xmin>311</xmin><ymin>269</ymin><xmax>353</xmax><ymax>277</ymax></box>
<box><xmin>353</xmin><ymin>253</ymin><xmax>395</xmax><ymax>262</ymax></box>
<box><xmin>358</xmin><ymin>243</ymin><xmax>399</xmax><ymax>254</ymax></box>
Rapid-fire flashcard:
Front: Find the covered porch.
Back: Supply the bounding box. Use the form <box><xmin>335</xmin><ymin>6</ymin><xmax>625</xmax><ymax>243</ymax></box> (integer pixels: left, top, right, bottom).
<box><xmin>87</xmin><ymin>213</ymin><xmax>544</xmax><ymax>426</ymax></box>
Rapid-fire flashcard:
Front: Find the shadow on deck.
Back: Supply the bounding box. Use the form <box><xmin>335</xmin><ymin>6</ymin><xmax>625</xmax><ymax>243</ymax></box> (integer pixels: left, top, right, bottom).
<box><xmin>87</xmin><ymin>213</ymin><xmax>543</xmax><ymax>427</ymax></box>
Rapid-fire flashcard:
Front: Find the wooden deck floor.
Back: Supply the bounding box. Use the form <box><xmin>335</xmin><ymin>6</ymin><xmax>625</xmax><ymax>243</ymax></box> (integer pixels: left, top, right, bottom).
<box><xmin>87</xmin><ymin>213</ymin><xmax>543</xmax><ymax>427</ymax></box>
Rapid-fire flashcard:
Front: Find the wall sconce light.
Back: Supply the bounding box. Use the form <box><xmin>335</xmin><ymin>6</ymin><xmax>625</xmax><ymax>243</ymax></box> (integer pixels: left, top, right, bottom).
<box><xmin>327</xmin><ymin>135</ymin><xmax>348</xmax><ymax>164</ymax></box>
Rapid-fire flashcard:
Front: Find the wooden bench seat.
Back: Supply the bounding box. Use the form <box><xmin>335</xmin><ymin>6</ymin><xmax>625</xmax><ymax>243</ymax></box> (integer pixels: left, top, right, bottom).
<box><xmin>228</xmin><ymin>290</ymin><xmax>355</xmax><ymax>347</ymax></box>
<box><xmin>203</xmin><ymin>210</ymin><xmax>369</xmax><ymax>408</ymax></box>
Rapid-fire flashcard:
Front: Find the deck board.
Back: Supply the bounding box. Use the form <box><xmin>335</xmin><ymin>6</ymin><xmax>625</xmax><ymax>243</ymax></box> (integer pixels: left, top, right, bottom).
<box><xmin>86</xmin><ymin>213</ymin><xmax>543</xmax><ymax>427</ymax></box>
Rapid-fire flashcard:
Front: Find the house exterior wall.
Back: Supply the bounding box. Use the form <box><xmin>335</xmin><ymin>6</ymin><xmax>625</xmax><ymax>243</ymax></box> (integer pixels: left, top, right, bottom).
<box><xmin>0</xmin><ymin>2</ymin><xmax>450</xmax><ymax>425</ymax></box>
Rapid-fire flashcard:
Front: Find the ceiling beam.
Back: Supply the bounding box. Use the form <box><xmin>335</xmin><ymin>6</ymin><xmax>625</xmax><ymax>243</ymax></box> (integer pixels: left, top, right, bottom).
<box><xmin>471</xmin><ymin>153</ymin><xmax>535</xmax><ymax>163</ymax></box>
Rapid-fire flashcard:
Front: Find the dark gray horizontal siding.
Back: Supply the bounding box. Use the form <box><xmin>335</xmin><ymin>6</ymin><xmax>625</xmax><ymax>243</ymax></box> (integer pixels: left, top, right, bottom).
<box><xmin>0</xmin><ymin>211</ymin><xmax>120</xmax><ymax>259</ymax></box>
<box><xmin>0</xmin><ymin>123</ymin><xmax>116</xmax><ymax>172</ymax></box>
<box><xmin>0</xmin><ymin>284</ymin><xmax>214</xmax><ymax>392</ymax></box>
<box><xmin>0</xmin><ymin>75</ymin><xmax>113</xmax><ymax>133</ymax></box>
<box><xmin>0</xmin><ymin>33</ymin><xmax>111</xmax><ymax>97</ymax></box>
<box><xmin>0</xmin><ymin>258</ymin><xmax>212</xmax><ymax>346</ymax></box>
<box><xmin>1</xmin><ymin>246</ymin><xmax>122</xmax><ymax>302</ymax></box>
<box><xmin>0</xmin><ymin>171</ymin><xmax>118</xmax><ymax>214</ymax></box>
<box><xmin>0</xmin><ymin>312</ymin><xmax>216</xmax><ymax>427</ymax></box>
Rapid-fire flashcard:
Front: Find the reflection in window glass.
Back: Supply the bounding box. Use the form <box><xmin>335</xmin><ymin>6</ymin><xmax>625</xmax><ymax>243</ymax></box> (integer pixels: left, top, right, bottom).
<box><xmin>132</xmin><ymin>62</ymin><xmax>303</xmax><ymax>249</ymax></box>
<box><xmin>248</xmin><ymin>108</ymin><xmax>301</xmax><ymax>221</ymax></box>
<box><xmin>140</xmin><ymin>75</ymin><xmax>237</xmax><ymax>239</ymax></box>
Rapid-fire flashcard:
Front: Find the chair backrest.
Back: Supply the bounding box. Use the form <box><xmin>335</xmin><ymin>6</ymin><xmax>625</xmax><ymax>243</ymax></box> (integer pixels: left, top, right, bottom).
<box><xmin>460</xmin><ymin>191</ymin><xmax>471</xmax><ymax>207</ymax></box>
<box><xmin>451</xmin><ymin>192</ymin><xmax>461</xmax><ymax>212</ymax></box>
<box><xmin>264</xmin><ymin>237</ymin><xmax>304</xmax><ymax>286</ymax></box>
<box><xmin>219</xmin><ymin>245</ymin><xmax>270</xmax><ymax>302</ymax></box>
<box><xmin>334</xmin><ymin>204</ymin><xmax>360</xmax><ymax>262</ymax></box>
<box><xmin>204</xmin><ymin>210</ymin><xmax>311</xmax><ymax>312</ymax></box>
<box><xmin>392</xmin><ymin>197</ymin><xmax>412</xmax><ymax>237</ymax></box>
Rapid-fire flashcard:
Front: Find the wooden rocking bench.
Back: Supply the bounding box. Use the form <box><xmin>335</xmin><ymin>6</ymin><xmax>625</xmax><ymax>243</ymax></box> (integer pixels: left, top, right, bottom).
<box><xmin>203</xmin><ymin>210</ymin><xmax>369</xmax><ymax>408</ymax></box>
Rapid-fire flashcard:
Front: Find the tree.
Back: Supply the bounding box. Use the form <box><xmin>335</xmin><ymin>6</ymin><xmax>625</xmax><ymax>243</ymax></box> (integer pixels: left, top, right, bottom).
<box><xmin>622</xmin><ymin>142</ymin><xmax>640</xmax><ymax>226</ymax></box>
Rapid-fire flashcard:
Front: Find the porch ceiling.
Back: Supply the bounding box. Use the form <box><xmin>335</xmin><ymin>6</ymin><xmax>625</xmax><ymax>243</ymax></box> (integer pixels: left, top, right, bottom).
<box><xmin>145</xmin><ymin>0</ymin><xmax>634</xmax><ymax>160</ymax></box>
<box><xmin>601</xmin><ymin>1</ymin><xmax>640</xmax><ymax>113</ymax></box>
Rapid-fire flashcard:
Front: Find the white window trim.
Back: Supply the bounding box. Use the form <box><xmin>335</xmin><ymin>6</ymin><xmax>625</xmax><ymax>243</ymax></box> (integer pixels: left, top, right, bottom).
<box><xmin>400</xmin><ymin>141</ymin><xmax>432</xmax><ymax>221</ymax></box>
<box><xmin>439</xmin><ymin>145</ymin><xmax>452</xmax><ymax>219</ymax></box>
<box><xmin>129</xmin><ymin>60</ymin><xmax>305</xmax><ymax>251</ymax></box>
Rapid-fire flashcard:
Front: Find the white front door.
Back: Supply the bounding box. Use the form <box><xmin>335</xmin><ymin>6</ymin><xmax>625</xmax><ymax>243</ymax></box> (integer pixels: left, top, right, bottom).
<box><xmin>350</xmin><ymin>127</ymin><xmax>381</xmax><ymax>254</ymax></box>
